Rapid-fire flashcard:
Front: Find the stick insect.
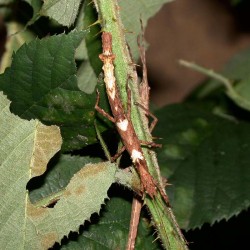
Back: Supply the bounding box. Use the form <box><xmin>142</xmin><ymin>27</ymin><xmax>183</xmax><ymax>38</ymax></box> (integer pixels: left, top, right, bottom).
<box><xmin>95</xmin><ymin>31</ymin><xmax>167</xmax><ymax>199</ymax></box>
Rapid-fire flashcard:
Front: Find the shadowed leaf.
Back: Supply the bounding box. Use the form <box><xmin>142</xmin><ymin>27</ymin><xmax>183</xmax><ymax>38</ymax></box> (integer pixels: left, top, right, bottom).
<box><xmin>155</xmin><ymin>103</ymin><xmax>250</xmax><ymax>229</ymax></box>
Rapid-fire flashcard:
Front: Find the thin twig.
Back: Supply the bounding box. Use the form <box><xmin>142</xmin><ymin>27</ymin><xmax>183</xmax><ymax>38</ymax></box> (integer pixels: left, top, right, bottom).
<box><xmin>126</xmin><ymin>197</ymin><xmax>142</xmax><ymax>250</ymax></box>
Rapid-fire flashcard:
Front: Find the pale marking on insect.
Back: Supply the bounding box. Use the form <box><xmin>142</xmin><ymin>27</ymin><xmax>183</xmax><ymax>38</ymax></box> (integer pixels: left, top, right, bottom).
<box><xmin>131</xmin><ymin>149</ymin><xmax>144</xmax><ymax>163</ymax></box>
<box><xmin>103</xmin><ymin>62</ymin><xmax>116</xmax><ymax>100</ymax></box>
<box><xmin>116</xmin><ymin>119</ymin><xmax>129</xmax><ymax>131</ymax></box>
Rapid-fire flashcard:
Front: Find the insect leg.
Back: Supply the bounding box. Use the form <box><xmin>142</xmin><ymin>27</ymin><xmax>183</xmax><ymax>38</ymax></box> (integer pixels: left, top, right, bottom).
<box><xmin>95</xmin><ymin>89</ymin><xmax>115</xmax><ymax>123</ymax></box>
<box><xmin>134</xmin><ymin>102</ymin><xmax>158</xmax><ymax>133</ymax></box>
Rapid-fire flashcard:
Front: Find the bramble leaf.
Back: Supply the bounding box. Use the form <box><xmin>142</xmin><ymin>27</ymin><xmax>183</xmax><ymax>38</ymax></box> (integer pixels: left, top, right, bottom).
<box><xmin>28</xmin><ymin>156</ymin><xmax>155</xmax><ymax>249</ymax></box>
<box><xmin>0</xmin><ymin>31</ymin><xmax>98</xmax><ymax>151</ymax></box>
<box><xmin>120</xmin><ymin>0</ymin><xmax>173</xmax><ymax>61</ymax></box>
<box><xmin>0</xmin><ymin>22</ymin><xmax>35</xmax><ymax>74</ymax></box>
<box><xmin>41</xmin><ymin>0</ymin><xmax>82</xmax><ymax>27</ymax></box>
<box><xmin>155</xmin><ymin>103</ymin><xmax>250</xmax><ymax>229</ymax></box>
<box><xmin>0</xmin><ymin>92</ymin><xmax>116</xmax><ymax>249</ymax></box>
<box><xmin>29</xmin><ymin>154</ymin><xmax>101</xmax><ymax>204</ymax></box>
<box><xmin>60</xmin><ymin>195</ymin><xmax>159</xmax><ymax>250</ymax></box>
<box><xmin>181</xmin><ymin>46</ymin><xmax>250</xmax><ymax>112</ymax></box>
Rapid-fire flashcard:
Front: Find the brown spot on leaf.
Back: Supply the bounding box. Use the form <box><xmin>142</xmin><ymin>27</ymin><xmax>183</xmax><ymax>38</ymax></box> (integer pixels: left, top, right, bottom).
<box><xmin>32</xmin><ymin>123</ymin><xmax>62</xmax><ymax>177</ymax></box>
<box><xmin>74</xmin><ymin>185</ymin><xmax>85</xmax><ymax>195</ymax></box>
<box><xmin>41</xmin><ymin>232</ymin><xmax>58</xmax><ymax>249</ymax></box>
<box><xmin>63</xmin><ymin>190</ymin><xmax>71</xmax><ymax>197</ymax></box>
<box><xmin>27</xmin><ymin>202</ymin><xmax>48</xmax><ymax>218</ymax></box>
<box><xmin>77</xmin><ymin>163</ymin><xmax>106</xmax><ymax>178</ymax></box>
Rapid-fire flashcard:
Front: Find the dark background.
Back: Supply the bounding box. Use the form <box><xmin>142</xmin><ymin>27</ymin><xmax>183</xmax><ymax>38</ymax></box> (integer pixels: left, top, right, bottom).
<box><xmin>146</xmin><ymin>0</ymin><xmax>250</xmax><ymax>106</ymax></box>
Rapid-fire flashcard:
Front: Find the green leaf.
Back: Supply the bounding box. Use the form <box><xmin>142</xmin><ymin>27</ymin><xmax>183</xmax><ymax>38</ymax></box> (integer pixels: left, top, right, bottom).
<box><xmin>120</xmin><ymin>0</ymin><xmax>173</xmax><ymax>61</ymax></box>
<box><xmin>41</xmin><ymin>0</ymin><xmax>82</xmax><ymax>27</ymax></box>
<box><xmin>0</xmin><ymin>93</ymin><xmax>117</xmax><ymax>248</ymax></box>
<box><xmin>208</xmin><ymin>47</ymin><xmax>250</xmax><ymax>111</ymax></box>
<box><xmin>29</xmin><ymin>154</ymin><xmax>101</xmax><ymax>204</ymax></box>
<box><xmin>24</xmin><ymin>0</ymin><xmax>42</xmax><ymax>23</ymax></box>
<box><xmin>60</xmin><ymin>194</ymin><xmax>159</xmax><ymax>250</ymax></box>
<box><xmin>0</xmin><ymin>0</ymin><xmax>14</xmax><ymax>4</ymax></box>
<box><xmin>75</xmin><ymin>2</ymin><xmax>89</xmax><ymax>61</ymax></box>
<box><xmin>24</xmin><ymin>0</ymin><xmax>41</xmax><ymax>10</ymax></box>
<box><xmin>0</xmin><ymin>31</ymin><xmax>98</xmax><ymax>151</ymax></box>
<box><xmin>31</xmin><ymin>161</ymin><xmax>116</xmax><ymax>249</ymax></box>
<box><xmin>27</xmin><ymin>153</ymin><xmax>154</xmax><ymax>249</ymax></box>
<box><xmin>0</xmin><ymin>22</ymin><xmax>35</xmax><ymax>74</ymax></box>
<box><xmin>77</xmin><ymin>60</ymin><xmax>97</xmax><ymax>94</ymax></box>
<box><xmin>24</xmin><ymin>0</ymin><xmax>40</xmax><ymax>5</ymax></box>
<box><xmin>180</xmin><ymin>46</ymin><xmax>250</xmax><ymax>112</ymax></box>
<box><xmin>154</xmin><ymin>103</ymin><xmax>250</xmax><ymax>229</ymax></box>
<box><xmin>0</xmin><ymin>92</ymin><xmax>61</xmax><ymax>248</ymax></box>
<box><xmin>83</xmin><ymin>0</ymin><xmax>102</xmax><ymax>75</ymax></box>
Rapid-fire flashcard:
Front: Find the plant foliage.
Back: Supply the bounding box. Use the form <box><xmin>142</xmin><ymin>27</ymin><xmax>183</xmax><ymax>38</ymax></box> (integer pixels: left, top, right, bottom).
<box><xmin>0</xmin><ymin>0</ymin><xmax>249</xmax><ymax>249</ymax></box>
